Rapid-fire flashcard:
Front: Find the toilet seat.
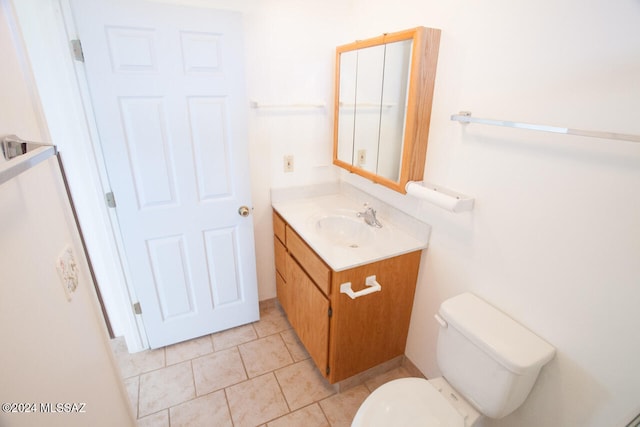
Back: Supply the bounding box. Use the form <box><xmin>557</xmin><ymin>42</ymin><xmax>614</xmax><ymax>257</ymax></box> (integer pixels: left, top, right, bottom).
<box><xmin>352</xmin><ymin>378</ymin><xmax>465</xmax><ymax>427</ymax></box>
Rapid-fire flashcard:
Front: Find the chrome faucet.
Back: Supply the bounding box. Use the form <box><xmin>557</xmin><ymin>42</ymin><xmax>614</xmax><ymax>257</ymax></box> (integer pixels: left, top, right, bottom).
<box><xmin>357</xmin><ymin>204</ymin><xmax>382</xmax><ymax>228</ymax></box>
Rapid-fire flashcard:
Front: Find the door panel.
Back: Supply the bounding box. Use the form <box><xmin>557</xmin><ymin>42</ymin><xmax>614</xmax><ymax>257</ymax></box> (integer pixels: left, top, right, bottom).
<box><xmin>180</xmin><ymin>32</ymin><xmax>222</xmax><ymax>73</ymax></box>
<box><xmin>147</xmin><ymin>235</ymin><xmax>194</xmax><ymax>319</ymax></box>
<box><xmin>71</xmin><ymin>0</ymin><xmax>259</xmax><ymax>348</ymax></box>
<box><xmin>203</xmin><ymin>227</ymin><xmax>242</xmax><ymax>306</ymax></box>
<box><xmin>188</xmin><ymin>97</ymin><xmax>232</xmax><ymax>200</ymax></box>
<box><xmin>119</xmin><ymin>97</ymin><xmax>177</xmax><ymax>208</ymax></box>
<box><xmin>106</xmin><ymin>26</ymin><xmax>157</xmax><ymax>73</ymax></box>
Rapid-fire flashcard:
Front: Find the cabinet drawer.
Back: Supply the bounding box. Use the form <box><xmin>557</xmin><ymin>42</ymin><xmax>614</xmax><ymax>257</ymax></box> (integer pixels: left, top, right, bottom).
<box><xmin>274</xmin><ymin>236</ymin><xmax>287</xmax><ymax>277</ymax></box>
<box><xmin>286</xmin><ymin>227</ymin><xmax>331</xmax><ymax>295</ymax></box>
<box><xmin>273</xmin><ymin>211</ymin><xmax>286</xmax><ymax>244</ymax></box>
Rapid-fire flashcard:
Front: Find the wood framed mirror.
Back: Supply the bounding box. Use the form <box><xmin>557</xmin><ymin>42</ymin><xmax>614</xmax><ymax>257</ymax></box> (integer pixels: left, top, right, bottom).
<box><xmin>333</xmin><ymin>27</ymin><xmax>441</xmax><ymax>193</ymax></box>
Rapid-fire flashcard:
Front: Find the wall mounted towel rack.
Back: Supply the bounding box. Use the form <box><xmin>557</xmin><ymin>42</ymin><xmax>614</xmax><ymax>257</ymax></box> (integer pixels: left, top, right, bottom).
<box><xmin>338</xmin><ymin>102</ymin><xmax>395</xmax><ymax>109</ymax></box>
<box><xmin>250</xmin><ymin>100</ymin><xmax>325</xmax><ymax>109</ymax></box>
<box><xmin>451</xmin><ymin>111</ymin><xmax>640</xmax><ymax>143</ymax></box>
<box><xmin>1</xmin><ymin>134</ymin><xmax>54</xmax><ymax>161</ymax></box>
<box><xmin>0</xmin><ymin>135</ymin><xmax>56</xmax><ymax>186</ymax></box>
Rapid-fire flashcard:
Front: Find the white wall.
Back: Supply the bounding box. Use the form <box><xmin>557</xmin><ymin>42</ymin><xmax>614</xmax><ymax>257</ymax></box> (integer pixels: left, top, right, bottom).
<box><xmin>9</xmin><ymin>1</ymin><xmax>640</xmax><ymax>424</ymax></box>
<box><xmin>340</xmin><ymin>1</ymin><xmax>640</xmax><ymax>426</ymax></box>
<box><xmin>0</xmin><ymin>158</ymin><xmax>135</xmax><ymax>427</ymax></box>
<box><xmin>0</xmin><ymin>3</ymin><xmax>134</xmax><ymax>425</ymax></box>
<box><xmin>241</xmin><ymin>0</ymin><xmax>350</xmax><ymax>299</ymax></box>
<box><xmin>0</xmin><ymin>0</ymin><xmax>45</xmax><ymax>145</ymax></box>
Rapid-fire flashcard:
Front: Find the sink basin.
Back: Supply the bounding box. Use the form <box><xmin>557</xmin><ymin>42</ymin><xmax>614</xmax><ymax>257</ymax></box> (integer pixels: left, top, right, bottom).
<box><xmin>272</xmin><ymin>190</ymin><xmax>431</xmax><ymax>271</ymax></box>
<box><xmin>314</xmin><ymin>213</ymin><xmax>374</xmax><ymax>248</ymax></box>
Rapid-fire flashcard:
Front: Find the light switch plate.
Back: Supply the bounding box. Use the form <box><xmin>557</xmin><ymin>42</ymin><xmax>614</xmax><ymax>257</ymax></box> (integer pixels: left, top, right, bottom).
<box><xmin>284</xmin><ymin>155</ymin><xmax>294</xmax><ymax>173</ymax></box>
<box><xmin>357</xmin><ymin>149</ymin><xmax>366</xmax><ymax>165</ymax></box>
<box><xmin>56</xmin><ymin>246</ymin><xmax>79</xmax><ymax>301</ymax></box>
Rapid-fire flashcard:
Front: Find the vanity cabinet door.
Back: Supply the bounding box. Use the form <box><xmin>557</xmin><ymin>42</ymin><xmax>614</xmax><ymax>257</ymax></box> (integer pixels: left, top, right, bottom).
<box><xmin>273</xmin><ymin>211</ymin><xmax>292</xmax><ymax>317</ymax></box>
<box><xmin>287</xmin><ymin>253</ymin><xmax>330</xmax><ymax>377</ymax></box>
<box><xmin>273</xmin><ymin>211</ymin><xmax>286</xmax><ymax>243</ymax></box>
<box><xmin>274</xmin><ymin>237</ymin><xmax>291</xmax><ymax>315</ymax></box>
<box><xmin>328</xmin><ymin>250</ymin><xmax>421</xmax><ymax>382</ymax></box>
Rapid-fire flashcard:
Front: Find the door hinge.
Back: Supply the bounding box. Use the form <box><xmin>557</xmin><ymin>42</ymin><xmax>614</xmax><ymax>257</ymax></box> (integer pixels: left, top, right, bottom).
<box><xmin>133</xmin><ymin>302</ymin><xmax>142</xmax><ymax>315</ymax></box>
<box><xmin>105</xmin><ymin>191</ymin><xmax>116</xmax><ymax>208</ymax></box>
<box><xmin>70</xmin><ymin>39</ymin><xmax>85</xmax><ymax>62</ymax></box>
<box><xmin>328</xmin><ymin>307</ymin><xmax>333</xmax><ymax>318</ymax></box>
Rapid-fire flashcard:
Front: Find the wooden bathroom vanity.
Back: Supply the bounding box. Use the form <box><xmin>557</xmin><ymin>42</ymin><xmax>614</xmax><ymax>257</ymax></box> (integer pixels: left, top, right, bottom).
<box><xmin>272</xmin><ymin>210</ymin><xmax>422</xmax><ymax>383</ymax></box>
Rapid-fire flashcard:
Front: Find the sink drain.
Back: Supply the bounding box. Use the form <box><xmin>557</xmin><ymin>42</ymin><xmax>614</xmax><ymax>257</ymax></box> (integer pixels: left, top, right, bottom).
<box><xmin>349</xmin><ymin>244</ymin><xmax>359</xmax><ymax>248</ymax></box>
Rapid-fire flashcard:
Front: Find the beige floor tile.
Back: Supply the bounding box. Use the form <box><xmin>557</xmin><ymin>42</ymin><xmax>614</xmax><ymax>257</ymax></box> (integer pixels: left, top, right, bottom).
<box><xmin>123</xmin><ymin>376</ymin><xmax>139</xmax><ymax>417</ymax></box>
<box><xmin>253</xmin><ymin>305</ymin><xmax>291</xmax><ymax>337</ymax></box>
<box><xmin>138</xmin><ymin>361</ymin><xmax>195</xmax><ymax>417</ymax></box>
<box><xmin>319</xmin><ymin>385</ymin><xmax>370</xmax><ymax>427</ymax></box>
<box><xmin>192</xmin><ymin>347</ymin><xmax>247</xmax><ymax>395</ymax></box>
<box><xmin>239</xmin><ymin>334</ymin><xmax>293</xmax><ymax>378</ymax></box>
<box><xmin>112</xmin><ymin>308</ymin><xmax>412</xmax><ymax>427</ymax></box>
<box><xmin>137</xmin><ymin>410</ymin><xmax>169</xmax><ymax>427</ymax></box>
<box><xmin>212</xmin><ymin>323</ymin><xmax>257</xmax><ymax>351</ymax></box>
<box><xmin>364</xmin><ymin>366</ymin><xmax>412</xmax><ymax>392</ymax></box>
<box><xmin>111</xmin><ymin>337</ymin><xmax>165</xmax><ymax>378</ymax></box>
<box><xmin>169</xmin><ymin>390</ymin><xmax>232</xmax><ymax>427</ymax></box>
<box><xmin>280</xmin><ymin>329</ymin><xmax>310</xmax><ymax>362</ymax></box>
<box><xmin>267</xmin><ymin>403</ymin><xmax>329</xmax><ymax>427</ymax></box>
<box><xmin>165</xmin><ymin>335</ymin><xmax>213</xmax><ymax>365</ymax></box>
<box><xmin>226</xmin><ymin>373</ymin><xmax>289</xmax><ymax>427</ymax></box>
<box><xmin>275</xmin><ymin>359</ymin><xmax>335</xmax><ymax>411</ymax></box>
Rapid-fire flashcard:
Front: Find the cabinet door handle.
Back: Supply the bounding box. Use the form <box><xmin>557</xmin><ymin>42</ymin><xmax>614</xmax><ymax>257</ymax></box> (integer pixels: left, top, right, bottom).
<box><xmin>340</xmin><ymin>275</ymin><xmax>381</xmax><ymax>299</ymax></box>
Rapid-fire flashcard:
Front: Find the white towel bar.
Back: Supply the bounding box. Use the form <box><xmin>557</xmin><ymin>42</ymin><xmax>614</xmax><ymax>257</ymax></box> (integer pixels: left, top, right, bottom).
<box><xmin>250</xmin><ymin>100</ymin><xmax>325</xmax><ymax>109</ymax></box>
<box><xmin>451</xmin><ymin>111</ymin><xmax>640</xmax><ymax>143</ymax></box>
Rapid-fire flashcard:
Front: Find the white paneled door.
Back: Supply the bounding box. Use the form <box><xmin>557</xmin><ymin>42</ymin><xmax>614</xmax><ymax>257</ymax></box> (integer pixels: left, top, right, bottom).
<box><xmin>70</xmin><ymin>0</ymin><xmax>259</xmax><ymax>348</ymax></box>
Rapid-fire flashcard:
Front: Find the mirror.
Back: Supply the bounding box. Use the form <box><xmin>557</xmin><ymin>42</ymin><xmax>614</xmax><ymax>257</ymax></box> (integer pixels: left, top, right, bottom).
<box><xmin>333</xmin><ymin>27</ymin><xmax>441</xmax><ymax>193</ymax></box>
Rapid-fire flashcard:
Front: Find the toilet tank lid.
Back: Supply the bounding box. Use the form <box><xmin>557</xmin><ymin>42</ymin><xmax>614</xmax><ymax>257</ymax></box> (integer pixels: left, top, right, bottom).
<box><xmin>439</xmin><ymin>293</ymin><xmax>555</xmax><ymax>374</ymax></box>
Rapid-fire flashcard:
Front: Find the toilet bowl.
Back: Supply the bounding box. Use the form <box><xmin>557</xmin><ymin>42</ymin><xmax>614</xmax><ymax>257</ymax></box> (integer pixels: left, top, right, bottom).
<box><xmin>352</xmin><ymin>293</ymin><xmax>556</xmax><ymax>427</ymax></box>
<box><xmin>352</xmin><ymin>377</ymin><xmax>480</xmax><ymax>427</ymax></box>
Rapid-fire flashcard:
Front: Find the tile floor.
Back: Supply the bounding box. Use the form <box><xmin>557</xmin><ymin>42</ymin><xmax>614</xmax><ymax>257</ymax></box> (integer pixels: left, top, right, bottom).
<box><xmin>111</xmin><ymin>301</ymin><xmax>413</xmax><ymax>427</ymax></box>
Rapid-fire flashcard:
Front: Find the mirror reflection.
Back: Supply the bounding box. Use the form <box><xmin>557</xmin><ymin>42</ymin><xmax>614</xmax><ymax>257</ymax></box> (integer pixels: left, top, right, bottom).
<box><xmin>337</xmin><ymin>42</ymin><xmax>412</xmax><ymax>180</ymax></box>
<box><xmin>377</xmin><ymin>39</ymin><xmax>412</xmax><ymax>181</ymax></box>
<box><xmin>333</xmin><ymin>27</ymin><xmax>441</xmax><ymax>193</ymax></box>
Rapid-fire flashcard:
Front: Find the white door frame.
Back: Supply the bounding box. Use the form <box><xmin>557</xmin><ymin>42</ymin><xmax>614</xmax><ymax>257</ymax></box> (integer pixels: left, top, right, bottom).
<box><xmin>11</xmin><ymin>0</ymin><xmax>148</xmax><ymax>351</ymax></box>
<box><xmin>59</xmin><ymin>0</ymin><xmax>150</xmax><ymax>350</ymax></box>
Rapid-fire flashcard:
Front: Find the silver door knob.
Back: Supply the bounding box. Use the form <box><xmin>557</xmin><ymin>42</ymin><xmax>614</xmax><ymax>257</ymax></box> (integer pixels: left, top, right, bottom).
<box><xmin>238</xmin><ymin>206</ymin><xmax>250</xmax><ymax>217</ymax></box>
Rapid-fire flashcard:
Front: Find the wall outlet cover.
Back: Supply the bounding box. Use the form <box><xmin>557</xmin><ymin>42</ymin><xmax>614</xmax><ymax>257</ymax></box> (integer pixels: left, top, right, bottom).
<box><xmin>56</xmin><ymin>246</ymin><xmax>79</xmax><ymax>301</ymax></box>
<box><xmin>284</xmin><ymin>155</ymin><xmax>294</xmax><ymax>173</ymax></box>
<box><xmin>357</xmin><ymin>149</ymin><xmax>366</xmax><ymax>165</ymax></box>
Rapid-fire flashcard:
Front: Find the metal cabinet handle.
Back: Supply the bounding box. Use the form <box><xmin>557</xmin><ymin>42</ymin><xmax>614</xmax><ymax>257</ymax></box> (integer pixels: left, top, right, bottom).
<box><xmin>340</xmin><ymin>275</ymin><xmax>382</xmax><ymax>299</ymax></box>
<box><xmin>238</xmin><ymin>206</ymin><xmax>250</xmax><ymax>217</ymax></box>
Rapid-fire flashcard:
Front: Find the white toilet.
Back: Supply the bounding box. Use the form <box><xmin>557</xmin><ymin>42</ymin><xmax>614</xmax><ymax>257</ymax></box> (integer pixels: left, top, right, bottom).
<box><xmin>352</xmin><ymin>293</ymin><xmax>555</xmax><ymax>427</ymax></box>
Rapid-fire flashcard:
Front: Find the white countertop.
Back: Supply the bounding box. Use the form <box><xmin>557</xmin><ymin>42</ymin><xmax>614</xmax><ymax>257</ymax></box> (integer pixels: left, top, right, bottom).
<box><xmin>271</xmin><ymin>184</ymin><xmax>431</xmax><ymax>271</ymax></box>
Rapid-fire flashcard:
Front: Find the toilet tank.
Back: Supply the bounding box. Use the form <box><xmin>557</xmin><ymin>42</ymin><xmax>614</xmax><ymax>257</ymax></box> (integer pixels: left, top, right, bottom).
<box><xmin>436</xmin><ymin>293</ymin><xmax>555</xmax><ymax>419</ymax></box>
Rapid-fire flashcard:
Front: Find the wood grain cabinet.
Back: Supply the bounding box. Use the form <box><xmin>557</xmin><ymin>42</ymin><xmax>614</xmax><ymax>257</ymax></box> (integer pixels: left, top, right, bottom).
<box><xmin>273</xmin><ymin>210</ymin><xmax>421</xmax><ymax>383</ymax></box>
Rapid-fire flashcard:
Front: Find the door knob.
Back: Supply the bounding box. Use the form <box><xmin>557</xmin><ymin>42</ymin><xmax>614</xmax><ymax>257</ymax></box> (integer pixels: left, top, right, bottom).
<box><xmin>238</xmin><ymin>206</ymin><xmax>250</xmax><ymax>217</ymax></box>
